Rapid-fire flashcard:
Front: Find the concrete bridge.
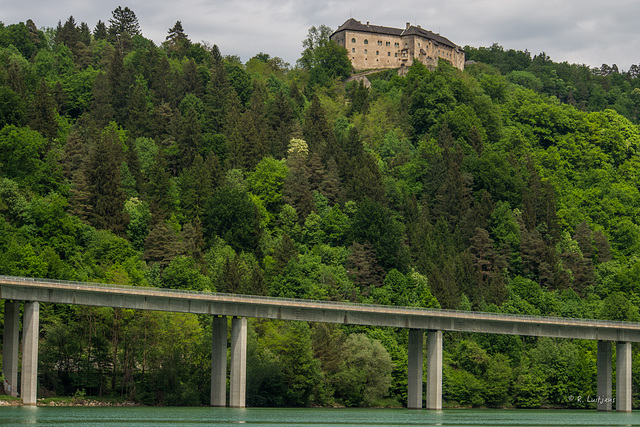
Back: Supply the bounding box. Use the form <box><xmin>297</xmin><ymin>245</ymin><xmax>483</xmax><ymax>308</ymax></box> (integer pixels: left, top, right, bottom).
<box><xmin>1</xmin><ymin>275</ymin><xmax>638</xmax><ymax>411</ymax></box>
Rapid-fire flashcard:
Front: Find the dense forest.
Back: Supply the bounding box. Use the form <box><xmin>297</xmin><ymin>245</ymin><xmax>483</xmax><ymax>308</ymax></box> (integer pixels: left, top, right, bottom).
<box><xmin>2</xmin><ymin>8</ymin><xmax>640</xmax><ymax>408</ymax></box>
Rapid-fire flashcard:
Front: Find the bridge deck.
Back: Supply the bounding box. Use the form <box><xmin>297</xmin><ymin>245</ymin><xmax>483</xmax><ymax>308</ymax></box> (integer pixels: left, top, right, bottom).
<box><xmin>2</xmin><ymin>275</ymin><xmax>640</xmax><ymax>342</ymax></box>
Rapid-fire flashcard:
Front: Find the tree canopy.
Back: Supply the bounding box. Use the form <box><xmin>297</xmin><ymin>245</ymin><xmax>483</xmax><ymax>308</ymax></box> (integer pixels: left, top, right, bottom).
<box><xmin>2</xmin><ymin>11</ymin><xmax>640</xmax><ymax>408</ymax></box>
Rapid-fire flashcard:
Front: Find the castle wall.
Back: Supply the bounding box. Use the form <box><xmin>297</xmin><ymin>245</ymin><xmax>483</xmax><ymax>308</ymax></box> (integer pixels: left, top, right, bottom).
<box><xmin>333</xmin><ymin>30</ymin><xmax>405</xmax><ymax>70</ymax></box>
<box><xmin>331</xmin><ymin>23</ymin><xmax>465</xmax><ymax>72</ymax></box>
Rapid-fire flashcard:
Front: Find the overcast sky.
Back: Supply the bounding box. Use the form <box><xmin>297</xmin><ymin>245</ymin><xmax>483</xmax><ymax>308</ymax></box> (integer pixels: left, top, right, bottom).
<box><xmin>3</xmin><ymin>0</ymin><xmax>639</xmax><ymax>70</ymax></box>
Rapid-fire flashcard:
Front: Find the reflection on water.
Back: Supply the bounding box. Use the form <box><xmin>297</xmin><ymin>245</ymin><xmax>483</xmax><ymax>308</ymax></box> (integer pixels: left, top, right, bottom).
<box><xmin>0</xmin><ymin>407</ymin><xmax>638</xmax><ymax>426</ymax></box>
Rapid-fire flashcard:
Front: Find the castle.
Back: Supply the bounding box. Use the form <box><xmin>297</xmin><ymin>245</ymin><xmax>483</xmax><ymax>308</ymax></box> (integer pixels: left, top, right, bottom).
<box><xmin>330</xmin><ymin>19</ymin><xmax>465</xmax><ymax>72</ymax></box>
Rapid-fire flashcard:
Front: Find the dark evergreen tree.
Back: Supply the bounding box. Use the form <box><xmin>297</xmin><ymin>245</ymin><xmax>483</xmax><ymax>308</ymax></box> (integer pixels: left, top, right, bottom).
<box><xmin>346</xmin><ymin>80</ymin><xmax>370</xmax><ymax>116</ymax></box>
<box><xmin>180</xmin><ymin>154</ymin><xmax>212</xmax><ymax>220</ymax></box>
<box><xmin>268</xmin><ymin>90</ymin><xmax>296</xmax><ymax>159</ymax></box>
<box><xmin>146</xmin><ymin>152</ymin><xmax>173</xmax><ymax>222</ymax></box>
<box><xmin>143</xmin><ymin>221</ymin><xmax>181</xmax><ymax>267</ymax></box>
<box><xmin>93</xmin><ymin>20</ymin><xmax>107</xmax><ymax>40</ymax></box>
<box><xmin>177</xmin><ymin>105</ymin><xmax>202</xmax><ymax>171</ymax></box>
<box><xmin>283</xmin><ymin>152</ymin><xmax>314</xmax><ymax>220</ymax></box>
<box><xmin>165</xmin><ymin>21</ymin><xmax>191</xmax><ymax>58</ymax></box>
<box><xmin>29</xmin><ymin>79</ymin><xmax>58</xmax><ymax>141</ymax></box>
<box><xmin>108</xmin><ymin>6</ymin><xmax>141</xmax><ymax>51</ymax></box>
<box><xmin>125</xmin><ymin>78</ymin><xmax>151</xmax><ymax>138</ymax></box>
<box><xmin>90</xmin><ymin>72</ymin><xmax>115</xmax><ymax>127</ymax></box>
<box><xmin>107</xmin><ymin>48</ymin><xmax>131</xmax><ymax>124</ymax></box>
<box><xmin>86</xmin><ymin>124</ymin><xmax>127</xmax><ymax>234</ymax></box>
<box><xmin>346</xmin><ymin>242</ymin><xmax>384</xmax><ymax>296</ymax></box>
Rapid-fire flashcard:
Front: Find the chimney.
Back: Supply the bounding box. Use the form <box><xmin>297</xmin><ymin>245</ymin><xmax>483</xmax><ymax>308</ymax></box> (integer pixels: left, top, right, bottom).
<box><xmin>367</xmin><ymin>21</ymin><xmax>370</xmax><ymax>26</ymax></box>
<box><xmin>406</xmin><ymin>22</ymin><xmax>411</xmax><ymax>29</ymax></box>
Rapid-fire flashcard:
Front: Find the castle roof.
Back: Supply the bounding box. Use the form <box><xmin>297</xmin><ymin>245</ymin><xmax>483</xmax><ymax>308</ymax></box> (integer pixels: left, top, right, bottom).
<box><xmin>332</xmin><ymin>18</ymin><xmax>463</xmax><ymax>52</ymax></box>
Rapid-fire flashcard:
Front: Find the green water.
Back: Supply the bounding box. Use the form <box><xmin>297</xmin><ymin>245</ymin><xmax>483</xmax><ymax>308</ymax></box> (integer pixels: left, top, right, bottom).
<box><xmin>1</xmin><ymin>407</ymin><xmax>639</xmax><ymax>426</ymax></box>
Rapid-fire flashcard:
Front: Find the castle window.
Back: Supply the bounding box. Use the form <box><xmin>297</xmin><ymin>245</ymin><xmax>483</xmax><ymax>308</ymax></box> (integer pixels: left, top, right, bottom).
<box><xmin>388</xmin><ymin>52</ymin><xmax>391</xmax><ymax>56</ymax></box>
<box><xmin>351</xmin><ymin>38</ymin><xmax>356</xmax><ymax>43</ymax></box>
<box><xmin>378</xmin><ymin>40</ymin><xmax>382</xmax><ymax>46</ymax></box>
<box><xmin>394</xmin><ymin>53</ymin><xmax>398</xmax><ymax>57</ymax></box>
<box><xmin>364</xmin><ymin>39</ymin><xmax>368</xmax><ymax>45</ymax></box>
<box><xmin>386</xmin><ymin>41</ymin><xmax>390</xmax><ymax>46</ymax></box>
<box><xmin>352</xmin><ymin>48</ymin><xmax>355</xmax><ymax>53</ymax></box>
<box><xmin>394</xmin><ymin>42</ymin><xmax>399</xmax><ymax>48</ymax></box>
<box><xmin>376</xmin><ymin>51</ymin><xmax>379</xmax><ymax>55</ymax></box>
<box><xmin>364</xmin><ymin>49</ymin><xmax>368</xmax><ymax>54</ymax></box>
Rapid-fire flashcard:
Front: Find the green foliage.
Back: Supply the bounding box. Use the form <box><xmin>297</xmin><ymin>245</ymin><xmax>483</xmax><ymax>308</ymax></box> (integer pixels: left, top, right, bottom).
<box><xmin>4</xmin><ymin>12</ymin><xmax>640</xmax><ymax>408</ymax></box>
<box><xmin>204</xmin><ymin>186</ymin><xmax>261</xmax><ymax>253</ymax></box>
<box><xmin>331</xmin><ymin>334</ymin><xmax>393</xmax><ymax>406</ymax></box>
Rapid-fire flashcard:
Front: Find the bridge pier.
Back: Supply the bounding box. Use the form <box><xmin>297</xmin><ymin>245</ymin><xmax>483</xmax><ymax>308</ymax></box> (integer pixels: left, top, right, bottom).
<box><xmin>407</xmin><ymin>329</ymin><xmax>423</xmax><ymax>409</ymax></box>
<box><xmin>21</xmin><ymin>302</ymin><xmax>39</xmax><ymax>405</ymax></box>
<box><xmin>229</xmin><ymin>316</ymin><xmax>247</xmax><ymax>408</ymax></box>
<box><xmin>597</xmin><ymin>340</ymin><xmax>612</xmax><ymax>411</ymax></box>
<box><xmin>211</xmin><ymin>315</ymin><xmax>227</xmax><ymax>407</ymax></box>
<box><xmin>616</xmin><ymin>341</ymin><xmax>632</xmax><ymax>412</ymax></box>
<box><xmin>2</xmin><ymin>301</ymin><xmax>20</xmax><ymax>397</ymax></box>
<box><xmin>426</xmin><ymin>330</ymin><xmax>442</xmax><ymax>410</ymax></box>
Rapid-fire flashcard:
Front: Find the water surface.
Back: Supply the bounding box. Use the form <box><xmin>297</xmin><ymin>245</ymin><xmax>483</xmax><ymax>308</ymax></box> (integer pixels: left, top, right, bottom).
<box><xmin>1</xmin><ymin>407</ymin><xmax>638</xmax><ymax>426</ymax></box>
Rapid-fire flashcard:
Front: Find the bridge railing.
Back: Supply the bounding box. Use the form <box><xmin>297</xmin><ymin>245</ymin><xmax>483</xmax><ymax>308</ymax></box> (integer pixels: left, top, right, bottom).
<box><xmin>1</xmin><ymin>274</ymin><xmax>638</xmax><ymax>329</ymax></box>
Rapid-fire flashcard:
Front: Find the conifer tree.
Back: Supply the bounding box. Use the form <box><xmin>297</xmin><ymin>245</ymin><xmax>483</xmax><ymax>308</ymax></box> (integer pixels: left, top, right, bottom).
<box><xmin>146</xmin><ymin>152</ymin><xmax>173</xmax><ymax>222</ymax></box>
<box><xmin>143</xmin><ymin>221</ymin><xmax>181</xmax><ymax>267</ymax></box>
<box><xmin>86</xmin><ymin>123</ymin><xmax>127</xmax><ymax>234</ymax></box>
<box><xmin>177</xmin><ymin>105</ymin><xmax>202</xmax><ymax>171</ymax></box>
<box><xmin>268</xmin><ymin>90</ymin><xmax>296</xmax><ymax>159</ymax></box>
<box><xmin>125</xmin><ymin>78</ymin><xmax>151</xmax><ymax>139</ymax></box>
<box><xmin>165</xmin><ymin>21</ymin><xmax>191</xmax><ymax>58</ymax></box>
<box><xmin>93</xmin><ymin>20</ymin><xmax>107</xmax><ymax>40</ymax></box>
<box><xmin>29</xmin><ymin>79</ymin><xmax>58</xmax><ymax>141</ymax></box>
<box><xmin>283</xmin><ymin>140</ymin><xmax>314</xmax><ymax>220</ymax></box>
<box><xmin>90</xmin><ymin>72</ymin><xmax>116</xmax><ymax>127</ymax></box>
<box><xmin>108</xmin><ymin>6</ymin><xmax>140</xmax><ymax>51</ymax></box>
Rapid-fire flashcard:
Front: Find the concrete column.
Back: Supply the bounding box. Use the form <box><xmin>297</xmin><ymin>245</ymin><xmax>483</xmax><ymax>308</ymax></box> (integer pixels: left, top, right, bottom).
<box><xmin>616</xmin><ymin>341</ymin><xmax>632</xmax><ymax>412</ymax></box>
<box><xmin>597</xmin><ymin>341</ymin><xmax>612</xmax><ymax>411</ymax></box>
<box><xmin>229</xmin><ymin>316</ymin><xmax>247</xmax><ymax>408</ymax></box>
<box><xmin>407</xmin><ymin>329</ymin><xmax>424</xmax><ymax>409</ymax></box>
<box><xmin>211</xmin><ymin>316</ymin><xmax>227</xmax><ymax>407</ymax></box>
<box><xmin>2</xmin><ymin>301</ymin><xmax>20</xmax><ymax>397</ymax></box>
<box><xmin>21</xmin><ymin>302</ymin><xmax>39</xmax><ymax>405</ymax></box>
<box><xmin>426</xmin><ymin>330</ymin><xmax>442</xmax><ymax>410</ymax></box>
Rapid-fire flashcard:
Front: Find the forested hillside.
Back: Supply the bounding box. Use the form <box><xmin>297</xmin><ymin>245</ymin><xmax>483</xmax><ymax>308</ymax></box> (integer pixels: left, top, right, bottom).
<box><xmin>2</xmin><ymin>10</ymin><xmax>640</xmax><ymax>407</ymax></box>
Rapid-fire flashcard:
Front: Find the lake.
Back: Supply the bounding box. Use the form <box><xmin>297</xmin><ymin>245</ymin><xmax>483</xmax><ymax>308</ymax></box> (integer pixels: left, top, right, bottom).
<box><xmin>0</xmin><ymin>407</ymin><xmax>638</xmax><ymax>426</ymax></box>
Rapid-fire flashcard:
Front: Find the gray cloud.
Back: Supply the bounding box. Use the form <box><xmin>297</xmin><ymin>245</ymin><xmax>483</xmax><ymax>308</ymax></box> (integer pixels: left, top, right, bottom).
<box><xmin>3</xmin><ymin>0</ymin><xmax>639</xmax><ymax>70</ymax></box>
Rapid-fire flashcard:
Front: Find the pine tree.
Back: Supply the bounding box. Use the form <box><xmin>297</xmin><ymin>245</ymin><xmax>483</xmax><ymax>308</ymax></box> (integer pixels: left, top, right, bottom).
<box><xmin>86</xmin><ymin>123</ymin><xmax>127</xmax><ymax>234</ymax></box>
<box><xmin>303</xmin><ymin>95</ymin><xmax>335</xmax><ymax>159</ymax></box>
<box><xmin>346</xmin><ymin>242</ymin><xmax>384</xmax><ymax>295</ymax></box>
<box><xmin>223</xmin><ymin>97</ymin><xmax>245</xmax><ymax>170</ymax></box>
<box><xmin>90</xmin><ymin>72</ymin><xmax>116</xmax><ymax>127</ymax></box>
<box><xmin>165</xmin><ymin>21</ymin><xmax>191</xmax><ymax>58</ymax></box>
<box><xmin>181</xmin><ymin>59</ymin><xmax>202</xmax><ymax>97</ymax></box>
<box><xmin>93</xmin><ymin>20</ymin><xmax>107</xmax><ymax>40</ymax></box>
<box><xmin>204</xmin><ymin>55</ymin><xmax>234</xmax><ymax>134</ymax></box>
<box><xmin>242</xmin><ymin>81</ymin><xmax>270</xmax><ymax>169</ymax></box>
<box><xmin>29</xmin><ymin>79</ymin><xmax>58</xmax><ymax>141</ymax></box>
<box><xmin>177</xmin><ymin>105</ymin><xmax>202</xmax><ymax>171</ymax></box>
<box><xmin>146</xmin><ymin>152</ymin><xmax>173</xmax><ymax>222</ymax></box>
<box><xmin>108</xmin><ymin>6</ymin><xmax>140</xmax><ymax>51</ymax></box>
<box><xmin>125</xmin><ymin>78</ymin><xmax>151</xmax><ymax>138</ymax></box>
<box><xmin>268</xmin><ymin>90</ymin><xmax>296</xmax><ymax>159</ymax></box>
<box><xmin>108</xmin><ymin>48</ymin><xmax>131</xmax><ymax>124</ymax></box>
<box><xmin>283</xmin><ymin>148</ymin><xmax>314</xmax><ymax>220</ymax></box>
<box><xmin>181</xmin><ymin>154</ymin><xmax>212</xmax><ymax>220</ymax></box>
<box><xmin>143</xmin><ymin>221</ymin><xmax>181</xmax><ymax>267</ymax></box>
